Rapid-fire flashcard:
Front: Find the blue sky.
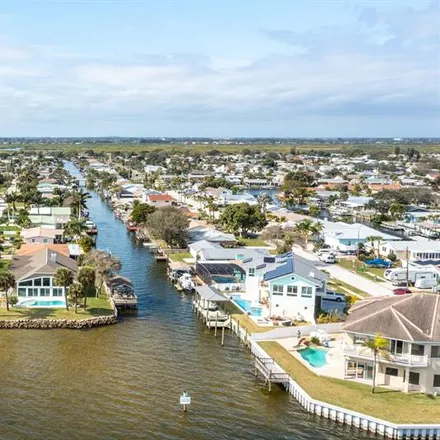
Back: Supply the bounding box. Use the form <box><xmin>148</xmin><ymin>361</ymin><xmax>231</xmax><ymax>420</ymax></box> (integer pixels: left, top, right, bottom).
<box><xmin>0</xmin><ymin>0</ymin><xmax>438</xmax><ymax>137</ymax></box>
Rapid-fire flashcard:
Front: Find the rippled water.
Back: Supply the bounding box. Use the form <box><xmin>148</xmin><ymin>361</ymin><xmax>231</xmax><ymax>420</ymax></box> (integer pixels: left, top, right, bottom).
<box><xmin>0</xmin><ymin>163</ymin><xmax>371</xmax><ymax>440</ymax></box>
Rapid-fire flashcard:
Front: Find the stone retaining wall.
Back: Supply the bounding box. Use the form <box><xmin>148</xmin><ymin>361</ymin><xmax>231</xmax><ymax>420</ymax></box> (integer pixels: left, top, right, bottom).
<box><xmin>0</xmin><ymin>314</ymin><xmax>117</xmax><ymax>329</ymax></box>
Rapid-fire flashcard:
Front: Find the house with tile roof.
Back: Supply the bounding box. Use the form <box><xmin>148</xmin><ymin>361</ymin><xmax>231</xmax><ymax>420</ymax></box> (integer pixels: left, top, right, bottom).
<box><xmin>241</xmin><ymin>252</ymin><xmax>328</xmax><ymax>323</ymax></box>
<box><xmin>342</xmin><ymin>294</ymin><xmax>440</xmax><ymax>393</ymax></box>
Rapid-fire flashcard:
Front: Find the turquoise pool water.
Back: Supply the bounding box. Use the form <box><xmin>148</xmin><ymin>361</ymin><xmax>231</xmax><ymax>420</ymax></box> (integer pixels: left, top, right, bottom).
<box><xmin>299</xmin><ymin>347</ymin><xmax>328</xmax><ymax>368</ymax></box>
<box><xmin>234</xmin><ymin>299</ymin><xmax>263</xmax><ymax>317</ymax></box>
<box><xmin>19</xmin><ymin>300</ymin><xmax>66</xmax><ymax>308</ymax></box>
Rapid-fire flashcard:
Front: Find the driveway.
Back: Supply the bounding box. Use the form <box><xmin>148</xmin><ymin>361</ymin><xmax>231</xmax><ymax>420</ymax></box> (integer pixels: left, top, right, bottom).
<box><xmin>292</xmin><ymin>245</ymin><xmax>394</xmax><ymax>297</ymax></box>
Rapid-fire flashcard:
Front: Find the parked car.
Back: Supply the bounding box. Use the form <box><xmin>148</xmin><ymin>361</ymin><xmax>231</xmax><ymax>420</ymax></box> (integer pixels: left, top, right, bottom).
<box><xmin>319</xmin><ymin>253</ymin><xmax>336</xmax><ymax>263</ymax></box>
<box><xmin>322</xmin><ymin>291</ymin><xmax>346</xmax><ymax>302</ymax></box>
<box><xmin>393</xmin><ymin>288</ymin><xmax>412</xmax><ymax>295</ymax></box>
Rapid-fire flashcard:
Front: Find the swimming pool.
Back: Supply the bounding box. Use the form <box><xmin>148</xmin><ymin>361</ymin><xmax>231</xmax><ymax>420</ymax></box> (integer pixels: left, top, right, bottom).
<box><xmin>299</xmin><ymin>347</ymin><xmax>328</xmax><ymax>368</ymax></box>
<box><xmin>18</xmin><ymin>299</ymin><xmax>66</xmax><ymax>308</ymax></box>
<box><xmin>234</xmin><ymin>298</ymin><xmax>263</xmax><ymax>317</ymax></box>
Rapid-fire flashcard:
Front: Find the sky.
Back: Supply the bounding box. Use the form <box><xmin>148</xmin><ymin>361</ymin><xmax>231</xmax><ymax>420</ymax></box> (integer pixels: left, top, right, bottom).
<box><xmin>0</xmin><ymin>0</ymin><xmax>439</xmax><ymax>137</ymax></box>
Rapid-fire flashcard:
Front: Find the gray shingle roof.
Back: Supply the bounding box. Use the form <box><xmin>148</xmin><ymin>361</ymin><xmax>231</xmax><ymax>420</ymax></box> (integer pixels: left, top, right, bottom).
<box><xmin>343</xmin><ymin>294</ymin><xmax>440</xmax><ymax>342</ymax></box>
<box><xmin>11</xmin><ymin>248</ymin><xmax>78</xmax><ymax>282</ymax></box>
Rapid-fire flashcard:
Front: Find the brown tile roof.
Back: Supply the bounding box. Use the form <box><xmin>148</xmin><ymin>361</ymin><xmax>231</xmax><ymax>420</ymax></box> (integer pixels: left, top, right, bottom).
<box><xmin>17</xmin><ymin>244</ymin><xmax>70</xmax><ymax>257</ymax></box>
<box><xmin>342</xmin><ymin>294</ymin><xmax>440</xmax><ymax>342</ymax></box>
<box><xmin>11</xmin><ymin>247</ymin><xmax>78</xmax><ymax>282</ymax></box>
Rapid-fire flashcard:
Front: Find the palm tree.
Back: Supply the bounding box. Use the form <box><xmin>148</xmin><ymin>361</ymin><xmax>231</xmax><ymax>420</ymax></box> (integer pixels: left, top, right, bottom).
<box><xmin>365</xmin><ymin>235</ymin><xmax>383</xmax><ymax>257</ymax></box>
<box><xmin>63</xmin><ymin>218</ymin><xmax>87</xmax><ymax>240</ymax></box>
<box><xmin>362</xmin><ymin>333</ymin><xmax>390</xmax><ymax>394</ymax></box>
<box><xmin>5</xmin><ymin>192</ymin><xmax>19</xmax><ymax>211</ymax></box>
<box><xmin>70</xmin><ymin>189</ymin><xmax>90</xmax><ymax>220</ymax></box>
<box><xmin>78</xmin><ymin>266</ymin><xmax>96</xmax><ymax>310</ymax></box>
<box><xmin>54</xmin><ymin>267</ymin><xmax>74</xmax><ymax>311</ymax></box>
<box><xmin>68</xmin><ymin>282</ymin><xmax>84</xmax><ymax>314</ymax></box>
<box><xmin>257</xmin><ymin>193</ymin><xmax>272</xmax><ymax>216</ymax></box>
<box><xmin>0</xmin><ymin>270</ymin><xmax>16</xmax><ymax>311</ymax></box>
<box><xmin>294</xmin><ymin>220</ymin><xmax>323</xmax><ymax>246</ymax></box>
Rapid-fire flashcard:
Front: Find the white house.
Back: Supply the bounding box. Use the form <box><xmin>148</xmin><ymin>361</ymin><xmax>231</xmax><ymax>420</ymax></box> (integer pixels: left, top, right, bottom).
<box><xmin>242</xmin><ymin>252</ymin><xmax>328</xmax><ymax>323</ymax></box>
<box><xmin>342</xmin><ymin>295</ymin><xmax>440</xmax><ymax>394</ymax></box>
<box><xmin>322</xmin><ymin>221</ymin><xmax>400</xmax><ymax>252</ymax></box>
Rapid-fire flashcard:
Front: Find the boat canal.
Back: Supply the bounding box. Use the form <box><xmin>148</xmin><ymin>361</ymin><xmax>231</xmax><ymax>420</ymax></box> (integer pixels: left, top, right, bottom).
<box><xmin>0</xmin><ymin>162</ymin><xmax>370</xmax><ymax>440</ymax></box>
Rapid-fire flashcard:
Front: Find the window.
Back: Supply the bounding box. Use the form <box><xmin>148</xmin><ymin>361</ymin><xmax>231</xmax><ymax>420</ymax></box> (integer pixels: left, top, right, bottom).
<box><xmin>19</xmin><ymin>280</ymin><xmax>33</xmax><ymax>287</ymax></box>
<box><xmin>301</xmin><ymin>286</ymin><xmax>313</xmax><ymax>297</ymax></box>
<box><xmin>434</xmin><ymin>375</ymin><xmax>440</xmax><ymax>388</ymax></box>
<box><xmin>385</xmin><ymin>367</ymin><xmax>398</xmax><ymax>377</ymax></box>
<box><xmin>34</xmin><ymin>278</ymin><xmax>42</xmax><ymax>286</ymax></box>
<box><xmin>18</xmin><ymin>288</ymin><xmax>26</xmax><ymax>296</ymax></box>
<box><xmin>431</xmin><ymin>346</ymin><xmax>440</xmax><ymax>359</ymax></box>
<box><xmin>409</xmin><ymin>372</ymin><xmax>420</xmax><ymax>385</ymax></box>
<box><xmin>390</xmin><ymin>340</ymin><xmax>403</xmax><ymax>354</ymax></box>
<box><xmin>287</xmin><ymin>286</ymin><xmax>298</xmax><ymax>296</ymax></box>
<box><xmin>43</xmin><ymin>278</ymin><xmax>51</xmax><ymax>287</ymax></box>
<box><xmin>272</xmin><ymin>285</ymin><xmax>284</xmax><ymax>295</ymax></box>
<box><xmin>40</xmin><ymin>288</ymin><xmax>50</xmax><ymax>296</ymax></box>
<box><xmin>411</xmin><ymin>344</ymin><xmax>425</xmax><ymax>356</ymax></box>
<box><xmin>248</xmin><ymin>268</ymin><xmax>255</xmax><ymax>277</ymax></box>
<box><xmin>43</xmin><ymin>239</ymin><xmax>48</xmax><ymax>244</ymax></box>
<box><xmin>52</xmin><ymin>288</ymin><xmax>63</xmax><ymax>297</ymax></box>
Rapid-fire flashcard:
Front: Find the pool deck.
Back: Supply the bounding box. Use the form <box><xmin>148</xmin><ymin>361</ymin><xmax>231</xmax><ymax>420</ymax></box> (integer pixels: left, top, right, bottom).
<box><xmin>277</xmin><ymin>336</ymin><xmax>346</xmax><ymax>379</ymax></box>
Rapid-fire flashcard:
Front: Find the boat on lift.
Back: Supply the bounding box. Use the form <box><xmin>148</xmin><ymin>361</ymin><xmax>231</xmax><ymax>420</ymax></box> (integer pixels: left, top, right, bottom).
<box><xmin>85</xmin><ymin>220</ymin><xmax>98</xmax><ymax>235</ymax></box>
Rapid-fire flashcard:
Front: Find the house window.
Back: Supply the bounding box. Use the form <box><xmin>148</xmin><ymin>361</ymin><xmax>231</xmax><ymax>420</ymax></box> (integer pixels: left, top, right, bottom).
<box><xmin>409</xmin><ymin>372</ymin><xmax>420</xmax><ymax>385</ymax></box>
<box><xmin>19</xmin><ymin>280</ymin><xmax>33</xmax><ymax>287</ymax></box>
<box><xmin>431</xmin><ymin>346</ymin><xmax>440</xmax><ymax>359</ymax></box>
<box><xmin>34</xmin><ymin>278</ymin><xmax>42</xmax><ymax>286</ymax></box>
<box><xmin>18</xmin><ymin>288</ymin><xmax>26</xmax><ymax>296</ymax></box>
<box><xmin>287</xmin><ymin>286</ymin><xmax>298</xmax><ymax>296</ymax></box>
<box><xmin>390</xmin><ymin>340</ymin><xmax>403</xmax><ymax>354</ymax></box>
<box><xmin>248</xmin><ymin>268</ymin><xmax>255</xmax><ymax>277</ymax></box>
<box><xmin>301</xmin><ymin>286</ymin><xmax>313</xmax><ymax>297</ymax></box>
<box><xmin>43</xmin><ymin>278</ymin><xmax>51</xmax><ymax>287</ymax></box>
<box><xmin>433</xmin><ymin>375</ymin><xmax>440</xmax><ymax>388</ymax></box>
<box><xmin>52</xmin><ymin>288</ymin><xmax>63</xmax><ymax>297</ymax></box>
<box><xmin>411</xmin><ymin>344</ymin><xmax>424</xmax><ymax>356</ymax></box>
<box><xmin>385</xmin><ymin>367</ymin><xmax>398</xmax><ymax>377</ymax></box>
<box><xmin>43</xmin><ymin>239</ymin><xmax>48</xmax><ymax>243</ymax></box>
<box><xmin>272</xmin><ymin>285</ymin><xmax>284</xmax><ymax>295</ymax></box>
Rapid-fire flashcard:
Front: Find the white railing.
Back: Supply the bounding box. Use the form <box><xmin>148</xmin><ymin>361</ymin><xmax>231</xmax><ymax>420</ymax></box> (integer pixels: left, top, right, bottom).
<box><xmin>250</xmin><ymin>341</ymin><xmax>440</xmax><ymax>439</ymax></box>
<box><xmin>343</xmin><ymin>345</ymin><xmax>429</xmax><ymax>367</ymax></box>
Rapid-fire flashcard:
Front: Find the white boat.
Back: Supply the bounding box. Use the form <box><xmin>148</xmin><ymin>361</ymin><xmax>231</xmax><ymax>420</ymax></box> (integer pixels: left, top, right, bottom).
<box><xmin>178</xmin><ymin>273</ymin><xmax>195</xmax><ymax>291</ymax></box>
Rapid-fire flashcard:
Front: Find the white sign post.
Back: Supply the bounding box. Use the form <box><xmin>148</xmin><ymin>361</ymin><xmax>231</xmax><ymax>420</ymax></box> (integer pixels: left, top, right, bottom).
<box><xmin>180</xmin><ymin>391</ymin><xmax>191</xmax><ymax>412</ymax></box>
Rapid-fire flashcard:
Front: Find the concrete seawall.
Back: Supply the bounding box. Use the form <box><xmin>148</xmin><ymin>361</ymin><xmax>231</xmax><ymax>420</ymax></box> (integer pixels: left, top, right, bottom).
<box><xmin>0</xmin><ymin>315</ymin><xmax>117</xmax><ymax>329</ymax></box>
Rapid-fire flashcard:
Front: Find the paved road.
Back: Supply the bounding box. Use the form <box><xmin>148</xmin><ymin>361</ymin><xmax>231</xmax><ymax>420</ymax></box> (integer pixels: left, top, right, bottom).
<box><xmin>292</xmin><ymin>246</ymin><xmax>394</xmax><ymax>297</ymax></box>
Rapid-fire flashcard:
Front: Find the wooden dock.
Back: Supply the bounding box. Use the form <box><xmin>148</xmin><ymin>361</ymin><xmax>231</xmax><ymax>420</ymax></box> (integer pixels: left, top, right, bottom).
<box><xmin>254</xmin><ymin>355</ymin><xmax>290</xmax><ymax>392</ymax></box>
<box><xmin>105</xmin><ymin>275</ymin><xmax>138</xmax><ymax>311</ymax></box>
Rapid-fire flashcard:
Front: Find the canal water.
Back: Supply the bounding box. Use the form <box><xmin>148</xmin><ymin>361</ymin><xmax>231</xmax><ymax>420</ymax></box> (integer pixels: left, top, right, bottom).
<box><xmin>0</xmin><ymin>163</ymin><xmax>371</xmax><ymax>440</ymax></box>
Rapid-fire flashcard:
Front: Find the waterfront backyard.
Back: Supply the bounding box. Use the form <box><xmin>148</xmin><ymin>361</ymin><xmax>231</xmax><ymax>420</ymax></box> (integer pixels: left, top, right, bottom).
<box><xmin>260</xmin><ymin>341</ymin><xmax>440</xmax><ymax>424</ymax></box>
<box><xmin>0</xmin><ymin>297</ymin><xmax>113</xmax><ymax>320</ymax></box>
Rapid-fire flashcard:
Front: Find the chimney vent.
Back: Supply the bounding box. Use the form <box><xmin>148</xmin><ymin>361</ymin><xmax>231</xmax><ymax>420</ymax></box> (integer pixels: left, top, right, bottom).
<box><xmin>50</xmin><ymin>253</ymin><xmax>57</xmax><ymax>263</ymax></box>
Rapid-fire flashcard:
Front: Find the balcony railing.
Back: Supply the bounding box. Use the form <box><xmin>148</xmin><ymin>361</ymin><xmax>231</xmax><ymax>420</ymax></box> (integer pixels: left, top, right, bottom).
<box><xmin>342</xmin><ymin>345</ymin><xmax>429</xmax><ymax>367</ymax></box>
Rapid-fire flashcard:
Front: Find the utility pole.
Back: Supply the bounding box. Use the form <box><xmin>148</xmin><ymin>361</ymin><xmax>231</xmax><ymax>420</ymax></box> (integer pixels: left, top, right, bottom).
<box><xmin>406</xmin><ymin>246</ymin><xmax>409</xmax><ymax>288</ymax></box>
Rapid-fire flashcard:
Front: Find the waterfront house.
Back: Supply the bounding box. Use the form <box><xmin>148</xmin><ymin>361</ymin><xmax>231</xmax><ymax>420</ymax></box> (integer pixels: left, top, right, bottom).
<box><xmin>342</xmin><ymin>295</ymin><xmax>440</xmax><ymax>394</ymax></box>
<box><xmin>242</xmin><ymin>252</ymin><xmax>328</xmax><ymax>323</ymax></box>
<box><xmin>11</xmin><ymin>247</ymin><xmax>78</xmax><ymax>301</ymax></box>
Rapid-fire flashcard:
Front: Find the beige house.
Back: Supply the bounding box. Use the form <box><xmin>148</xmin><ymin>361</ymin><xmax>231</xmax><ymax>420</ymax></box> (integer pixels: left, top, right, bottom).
<box><xmin>21</xmin><ymin>227</ymin><xmax>64</xmax><ymax>245</ymax></box>
<box><xmin>342</xmin><ymin>295</ymin><xmax>440</xmax><ymax>394</ymax></box>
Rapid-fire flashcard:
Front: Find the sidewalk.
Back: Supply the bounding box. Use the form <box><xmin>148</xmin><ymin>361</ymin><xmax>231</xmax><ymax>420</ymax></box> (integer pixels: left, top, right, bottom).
<box><xmin>292</xmin><ymin>245</ymin><xmax>394</xmax><ymax>297</ymax></box>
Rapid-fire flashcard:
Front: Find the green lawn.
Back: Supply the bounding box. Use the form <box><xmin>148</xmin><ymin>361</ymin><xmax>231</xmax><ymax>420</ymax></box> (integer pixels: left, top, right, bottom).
<box><xmin>337</xmin><ymin>259</ymin><xmax>386</xmax><ymax>283</ymax></box>
<box><xmin>0</xmin><ymin>297</ymin><xmax>114</xmax><ymax>321</ymax></box>
<box><xmin>259</xmin><ymin>341</ymin><xmax>439</xmax><ymax>424</ymax></box>
<box><xmin>168</xmin><ymin>252</ymin><xmax>192</xmax><ymax>262</ymax></box>
<box><xmin>238</xmin><ymin>237</ymin><xmax>268</xmax><ymax>247</ymax></box>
